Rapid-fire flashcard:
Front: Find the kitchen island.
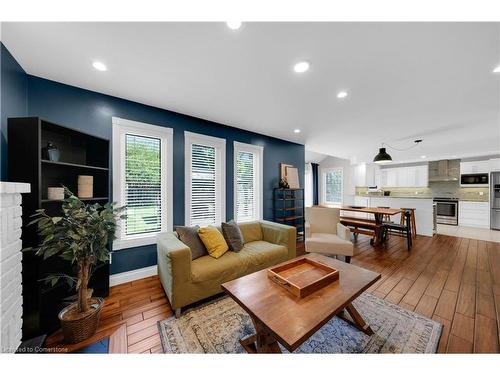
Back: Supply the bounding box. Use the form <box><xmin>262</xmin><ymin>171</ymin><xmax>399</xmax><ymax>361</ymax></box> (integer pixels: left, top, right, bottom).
<box><xmin>354</xmin><ymin>195</ymin><xmax>435</xmax><ymax>236</ymax></box>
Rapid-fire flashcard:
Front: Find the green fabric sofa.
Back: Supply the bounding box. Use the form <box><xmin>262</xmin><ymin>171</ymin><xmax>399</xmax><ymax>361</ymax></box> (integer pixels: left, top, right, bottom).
<box><xmin>157</xmin><ymin>220</ymin><xmax>296</xmax><ymax>316</ymax></box>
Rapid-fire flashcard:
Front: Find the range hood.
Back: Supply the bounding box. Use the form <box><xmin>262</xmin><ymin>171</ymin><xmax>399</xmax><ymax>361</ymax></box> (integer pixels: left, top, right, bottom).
<box><xmin>428</xmin><ymin>159</ymin><xmax>460</xmax><ymax>182</ymax></box>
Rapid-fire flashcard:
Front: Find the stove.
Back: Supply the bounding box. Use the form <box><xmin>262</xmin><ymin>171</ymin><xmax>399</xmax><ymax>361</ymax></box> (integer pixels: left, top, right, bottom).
<box><xmin>433</xmin><ymin>197</ymin><xmax>459</xmax><ymax>225</ymax></box>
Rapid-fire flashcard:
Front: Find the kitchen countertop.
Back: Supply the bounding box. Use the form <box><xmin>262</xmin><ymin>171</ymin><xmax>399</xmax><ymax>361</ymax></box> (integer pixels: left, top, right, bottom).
<box><xmin>356</xmin><ymin>195</ymin><xmax>434</xmax><ymax>199</ymax></box>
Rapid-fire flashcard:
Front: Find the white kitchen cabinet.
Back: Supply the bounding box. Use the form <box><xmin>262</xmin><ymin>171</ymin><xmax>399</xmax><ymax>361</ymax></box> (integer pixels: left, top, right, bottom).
<box><xmin>489</xmin><ymin>158</ymin><xmax>500</xmax><ymax>172</ymax></box>
<box><xmin>354</xmin><ymin>163</ymin><xmax>379</xmax><ymax>187</ymax></box>
<box><xmin>460</xmin><ymin>160</ymin><xmax>490</xmax><ymax>174</ymax></box>
<box><xmin>353</xmin><ymin>164</ymin><xmax>367</xmax><ymax>188</ymax></box>
<box><xmin>366</xmin><ymin>164</ymin><xmax>379</xmax><ymax>186</ymax></box>
<box><xmin>386</xmin><ymin>169</ymin><xmax>398</xmax><ymax>187</ymax></box>
<box><xmin>397</xmin><ymin>167</ymin><xmax>409</xmax><ymax>187</ymax></box>
<box><xmin>412</xmin><ymin>165</ymin><xmax>428</xmax><ymax>187</ymax></box>
<box><xmin>378</xmin><ymin>165</ymin><xmax>428</xmax><ymax>188</ymax></box>
<box><xmin>377</xmin><ymin>169</ymin><xmax>386</xmax><ymax>187</ymax></box>
<box><xmin>368</xmin><ymin>197</ymin><xmax>434</xmax><ymax>236</ymax></box>
<box><xmin>353</xmin><ymin>196</ymin><xmax>371</xmax><ymax>219</ymax></box>
<box><xmin>458</xmin><ymin>201</ymin><xmax>490</xmax><ymax>228</ymax></box>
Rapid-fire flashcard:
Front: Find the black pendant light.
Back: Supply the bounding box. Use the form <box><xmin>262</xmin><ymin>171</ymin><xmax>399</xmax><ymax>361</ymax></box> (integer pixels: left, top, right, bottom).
<box><xmin>373</xmin><ymin>147</ymin><xmax>392</xmax><ymax>164</ymax></box>
<box><xmin>373</xmin><ymin>140</ymin><xmax>422</xmax><ymax>164</ymax></box>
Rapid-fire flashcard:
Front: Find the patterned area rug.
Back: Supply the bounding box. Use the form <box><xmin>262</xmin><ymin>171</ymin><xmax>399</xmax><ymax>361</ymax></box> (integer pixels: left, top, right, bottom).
<box><xmin>158</xmin><ymin>293</ymin><xmax>442</xmax><ymax>354</ymax></box>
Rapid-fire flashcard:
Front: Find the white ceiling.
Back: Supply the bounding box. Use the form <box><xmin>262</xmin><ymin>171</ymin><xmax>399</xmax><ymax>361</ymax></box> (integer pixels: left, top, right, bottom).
<box><xmin>2</xmin><ymin>22</ymin><xmax>499</xmax><ymax>163</ymax></box>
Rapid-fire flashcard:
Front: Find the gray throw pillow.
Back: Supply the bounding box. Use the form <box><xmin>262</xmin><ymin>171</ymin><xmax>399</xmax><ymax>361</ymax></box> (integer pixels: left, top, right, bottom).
<box><xmin>221</xmin><ymin>220</ymin><xmax>245</xmax><ymax>252</ymax></box>
<box><xmin>175</xmin><ymin>225</ymin><xmax>208</xmax><ymax>260</ymax></box>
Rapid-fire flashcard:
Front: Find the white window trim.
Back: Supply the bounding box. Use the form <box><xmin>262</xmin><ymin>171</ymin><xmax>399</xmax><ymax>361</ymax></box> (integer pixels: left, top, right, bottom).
<box><xmin>321</xmin><ymin>167</ymin><xmax>344</xmax><ymax>205</ymax></box>
<box><xmin>184</xmin><ymin>131</ymin><xmax>226</xmax><ymax>226</ymax></box>
<box><xmin>112</xmin><ymin>117</ymin><xmax>173</xmax><ymax>250</ymax></box>
<box><xmin>233</xmin><ymin>141</ymin><xmax>264</xmax><ymax>222</ymax></box>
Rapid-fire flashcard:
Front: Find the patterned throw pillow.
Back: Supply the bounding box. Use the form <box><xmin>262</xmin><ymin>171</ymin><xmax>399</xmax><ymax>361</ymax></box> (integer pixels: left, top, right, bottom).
<box><xmin>221</xmin><ymin>220</ymin><xmax>244</xmax><ymax>252</ymax></box>
<box><xmin>175</xmin><ymin>225</ymin><xmax>208</xmax><ymax>260</ymax></box>
<box><xmin>198</xmin><ymin>226</ymin><xmax>229</xmax><ymax>259</ymax></box>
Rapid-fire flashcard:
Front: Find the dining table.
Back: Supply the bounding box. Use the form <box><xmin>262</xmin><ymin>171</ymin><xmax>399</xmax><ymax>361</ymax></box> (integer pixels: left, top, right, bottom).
<box><xmin>330</xmin><ymin>205</ymin><xmax>402</xmax><ymax>246</ymax></box>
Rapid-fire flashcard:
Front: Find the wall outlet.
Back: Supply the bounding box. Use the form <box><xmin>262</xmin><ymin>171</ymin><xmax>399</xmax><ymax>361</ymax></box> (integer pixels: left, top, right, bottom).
<box><xmin>479</xmin><ymin>191</ymin><xmax>484</xmax><ymax>196</ymax></box>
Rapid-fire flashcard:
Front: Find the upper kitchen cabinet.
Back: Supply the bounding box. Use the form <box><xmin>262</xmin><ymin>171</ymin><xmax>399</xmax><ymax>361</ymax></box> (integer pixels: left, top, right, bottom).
<box><xmin>428</xmin><ymin>159</ymin><xmax>460</xmax><ymax>182</ymax></box>
<box><xmin>354</xmin><ymin>163</ymin><xmax>380</xmax><ymax>187</ymax></box>
<box><xmin>460</xmin><ymin>160</ymin><xmax>490</xmax><ymax>174</ymax></box>
<box><xmin>489</xmin><ymin>158</ymin><xmax>500</xmax><ymax>172</ymax></box>
<box><xmin>377</xmin><ymin>165</ymin><xmax>428</xmax><ymax>188</ymax></box>
<box><xmin>409</xmin><ymin>165</ymin><xmax>428</xmax><ymax>187</ymax></box>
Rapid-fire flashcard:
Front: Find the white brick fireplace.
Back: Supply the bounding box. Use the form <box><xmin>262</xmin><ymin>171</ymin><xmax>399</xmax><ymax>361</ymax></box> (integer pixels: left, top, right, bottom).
<box><xmin>0</xmin><ymin>182</ymin><xmax>30</xmax><ymax>353</ymax></box>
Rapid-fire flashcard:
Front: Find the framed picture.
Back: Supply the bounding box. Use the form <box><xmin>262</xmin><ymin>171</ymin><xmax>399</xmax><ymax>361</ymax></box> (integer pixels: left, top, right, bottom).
<box><xmin>286</xmin><ymin>167</ymin><xmax>300</xmax><ymax>189</ymax></box>
<box><xmin>280</xmin><ymin>163</ymin><xmax>293</xmax><ymax>180</ymax></box>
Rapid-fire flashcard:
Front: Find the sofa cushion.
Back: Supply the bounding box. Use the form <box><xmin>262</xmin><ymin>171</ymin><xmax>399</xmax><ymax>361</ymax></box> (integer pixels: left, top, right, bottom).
<box><xmin>242</xmin><ymin>240</ymin><xmax>288</xmax><ymax>266</ymax></box>
<box><xmin>305</xmin><ymin>233</ymin><xmax>354</xmax><ymax>257</ymax></box>
<box><xmin>198</xmin><ymin>226</ymin><xmax>229</xmax><ymax>259</ymax></box>
<box><xmin>238</xmin><ymin>221</ymin><xmax>263</xmax><ymax>243</ymax></box>
<box><xmin>175</xmin><ymin>225</ymin><xmax>207</xmax><ymax>260</ymax></box>
<box><xmin>191</xmin><ymin>240</ymin><xmax>287</xmax><ymax>282</ymax></box>
<box><xmin>221</xmin><ymin>220</ymin><xmax>244</xmax><ymax>252</ymax></box>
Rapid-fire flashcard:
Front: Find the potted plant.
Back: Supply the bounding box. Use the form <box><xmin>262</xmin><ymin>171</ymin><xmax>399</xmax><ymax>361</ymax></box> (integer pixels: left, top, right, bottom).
<box><xmin>27</xmin><ymin>188</ymin><xmax>125</xmax><ymax>343</ymax></box>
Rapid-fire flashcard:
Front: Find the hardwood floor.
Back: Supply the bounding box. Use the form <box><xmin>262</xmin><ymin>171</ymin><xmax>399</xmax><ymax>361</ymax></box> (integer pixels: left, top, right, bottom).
<box><xmin>46</xmin><ymin>233</ymin><xmax>500</xmax><ymax>353</ymax></box>
<box><xmin>45</xmin><ymin>276</ymin><xmax>171</xmax><ymax>353</ymax></box>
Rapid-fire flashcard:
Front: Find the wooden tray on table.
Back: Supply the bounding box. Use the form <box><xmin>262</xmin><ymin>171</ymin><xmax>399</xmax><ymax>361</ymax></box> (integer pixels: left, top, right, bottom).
<box><xmin>267</xmin><ymin>258</ymin><xmax>339</xmax><ymax>298</ymax></box>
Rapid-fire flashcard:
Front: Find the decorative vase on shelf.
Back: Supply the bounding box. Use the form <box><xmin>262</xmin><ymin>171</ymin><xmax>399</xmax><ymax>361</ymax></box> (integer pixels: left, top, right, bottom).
<box><xmin>46</xmin><ymin>142</ymin><xmax>60</xmax><ymax>162</ymax></box>
<box><xmin>78</xmin><ymin>175</ymin><xmax>93</xmax><ymax>198</ymax></box>
<box><xmin>47</xmin><ymin>187</ymin><xmax>64</xmax><ymax>201</ymax></box>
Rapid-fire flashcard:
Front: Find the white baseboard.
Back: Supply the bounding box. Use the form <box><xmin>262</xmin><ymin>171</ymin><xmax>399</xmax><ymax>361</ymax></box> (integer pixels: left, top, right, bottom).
<box><xmin>109</xmin><ymin>265</ymin><xmax>158</xmax><ymax>287</ymax></box>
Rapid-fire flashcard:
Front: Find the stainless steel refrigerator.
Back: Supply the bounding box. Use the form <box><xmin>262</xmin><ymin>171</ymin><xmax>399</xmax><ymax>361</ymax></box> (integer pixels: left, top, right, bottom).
<box><xmin>491</xmin><ymin>171</ymin><xmax>500</xmax><ymax>230</ymax></box>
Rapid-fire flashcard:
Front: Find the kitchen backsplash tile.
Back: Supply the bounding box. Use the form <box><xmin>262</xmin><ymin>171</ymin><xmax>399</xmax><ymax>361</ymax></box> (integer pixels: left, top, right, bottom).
<box><xmin>355</xmin><ymin>181</ymin><xmax>489</xmax><ymax>202</ymax></box>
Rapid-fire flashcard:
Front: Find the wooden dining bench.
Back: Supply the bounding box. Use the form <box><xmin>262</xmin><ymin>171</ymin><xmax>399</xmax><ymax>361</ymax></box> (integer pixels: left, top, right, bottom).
<box><xmin>339</xmin><ymin>216</ymin><xmax>379</xmax><ymax>237</ymax></box>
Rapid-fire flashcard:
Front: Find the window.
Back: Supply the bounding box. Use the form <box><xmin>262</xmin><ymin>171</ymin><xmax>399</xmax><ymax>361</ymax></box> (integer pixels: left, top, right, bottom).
<box><xmin>322</xmin><ymin>167</ymin><xmax>343</xmax><ymax>204</ymax></box>
<box><xmin>234</xmin><ymin>142</ymin><xmax>263</xmax><ymax>222</ymax></box>
<box><xmin>112</xmin><ymin>117</ymin><xmax>173</xmax><ymax>249</ymax></box>
<box><xmin>185</xmin><ymin>132</ymin><xmax>226</xmax><ymax>226</ymax></box>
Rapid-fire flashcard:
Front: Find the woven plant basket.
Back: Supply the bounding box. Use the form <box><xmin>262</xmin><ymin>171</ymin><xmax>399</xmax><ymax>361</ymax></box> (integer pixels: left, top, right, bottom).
<box><xmin>58</xmin><ymin>297</ymin><xmax>104</xmax><ymax>344</ymax></box>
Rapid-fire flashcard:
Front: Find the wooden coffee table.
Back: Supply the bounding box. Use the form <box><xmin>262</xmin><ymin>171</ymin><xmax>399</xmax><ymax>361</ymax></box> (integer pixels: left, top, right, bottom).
<box><xmin>221</xmin><ymin>253</ymin><xmax>381</xmax><ymax>353</ymax></box>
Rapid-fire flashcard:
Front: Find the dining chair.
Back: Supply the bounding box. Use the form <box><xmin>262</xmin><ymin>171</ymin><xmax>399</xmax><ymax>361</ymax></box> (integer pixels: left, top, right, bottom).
<box><xmin>382</xmin><ymin>210</ymin><xmax>412</xmax><ymax>250</ymax></box>
<box><xmin>400</xmin><ymin>207</ymin><xmax>417</xmax><ymax>239</ymax></box>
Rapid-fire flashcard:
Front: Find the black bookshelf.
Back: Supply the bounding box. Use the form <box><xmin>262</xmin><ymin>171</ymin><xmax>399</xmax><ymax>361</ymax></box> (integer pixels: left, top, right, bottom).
<box><xmin>8</xmin><ymin>117</ymin><xmax>110</xmax><ymax>340</ymax></box>
<box><xmin>273</xmin><ymin>188</ymin><xmax>305</xmax><ymax>242</ymax></box>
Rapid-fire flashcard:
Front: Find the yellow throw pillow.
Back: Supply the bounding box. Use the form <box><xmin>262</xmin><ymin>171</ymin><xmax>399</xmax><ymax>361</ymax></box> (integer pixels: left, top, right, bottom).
<box><xmin>198</xmin><ymin>226</ymin><xmax>229</xmax><ymax>259</ymax></box>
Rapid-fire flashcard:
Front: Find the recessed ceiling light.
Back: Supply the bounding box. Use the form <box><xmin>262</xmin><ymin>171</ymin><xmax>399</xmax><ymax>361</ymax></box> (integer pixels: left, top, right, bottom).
<box><xmin>493</xmin><ymin>65</ymin><xmax>500</xmax><ymax>73</ymax></box>
<box><xmin>226</xmin><ymin>21</ymin><xmax>242</xmax><ymax>30</ymax></box>
<box><xmin>420</xmin><ymin>155</ymin><xmax>427</xmax><ymax>159</ymax></box>
<box><xmin>293</xmin><ymin>61</ymin><xmax>310</xmax><ymax>73</ymax></box>
<box><xmin>293</xmin><ymin>129</ymin><xmax>301</xmax><ymax>133</ymax></box>
<box><xmin>337</xmin><ymin>91</ymin><xmax>348</xmax><ymax>99</ymax></box>
<box><xmin>92</xmin><ymin>61</ymin><xmax>107</xmax><ymax>71</ymax></box>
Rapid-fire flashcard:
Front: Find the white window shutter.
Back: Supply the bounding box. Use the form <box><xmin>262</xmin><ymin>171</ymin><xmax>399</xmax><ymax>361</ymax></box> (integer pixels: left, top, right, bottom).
<box><xmin>185</xmin><ymin>132</ymin><xmax>226</xmax><ymax>226</ymax></box>
<box><xmin>112</xmin><ymin>117</ymin><xmax>173</xmax><ymax>250</ymax></box>
<box><xmin>234</xmin><ymin>142</ymin><xmax>263</xmax><ymax>222</ymax></box>
<box><xmin>190</xmin><ymin>143</ymin><xmax>219</xmax><ymax>225</ymax></box>
<box><xmin>236</xmin><ymin>151</ymin><xmax>256</xmax><ymax>221</ymax></box>
<box><xmin>124</xmin><ymin>134</ymin><xmax>162</xmax><ymax>235</ymax></box>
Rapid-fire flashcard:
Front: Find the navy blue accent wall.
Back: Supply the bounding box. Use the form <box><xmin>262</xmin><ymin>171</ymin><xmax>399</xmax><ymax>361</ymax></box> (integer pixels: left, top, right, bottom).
<box><xmin>1</xmin><ymin>53</ymin><xmax>304</xmax><ymax>274</ymax></box>
<box><xmin>0</xmin><ymin>43</ymin><xmax>28</xmax><ymax>180</ymax></box>
<box><xmin>1</xmin><ymin>44</ymin><xmax>304</xmax><ymax>273</ymax></box>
